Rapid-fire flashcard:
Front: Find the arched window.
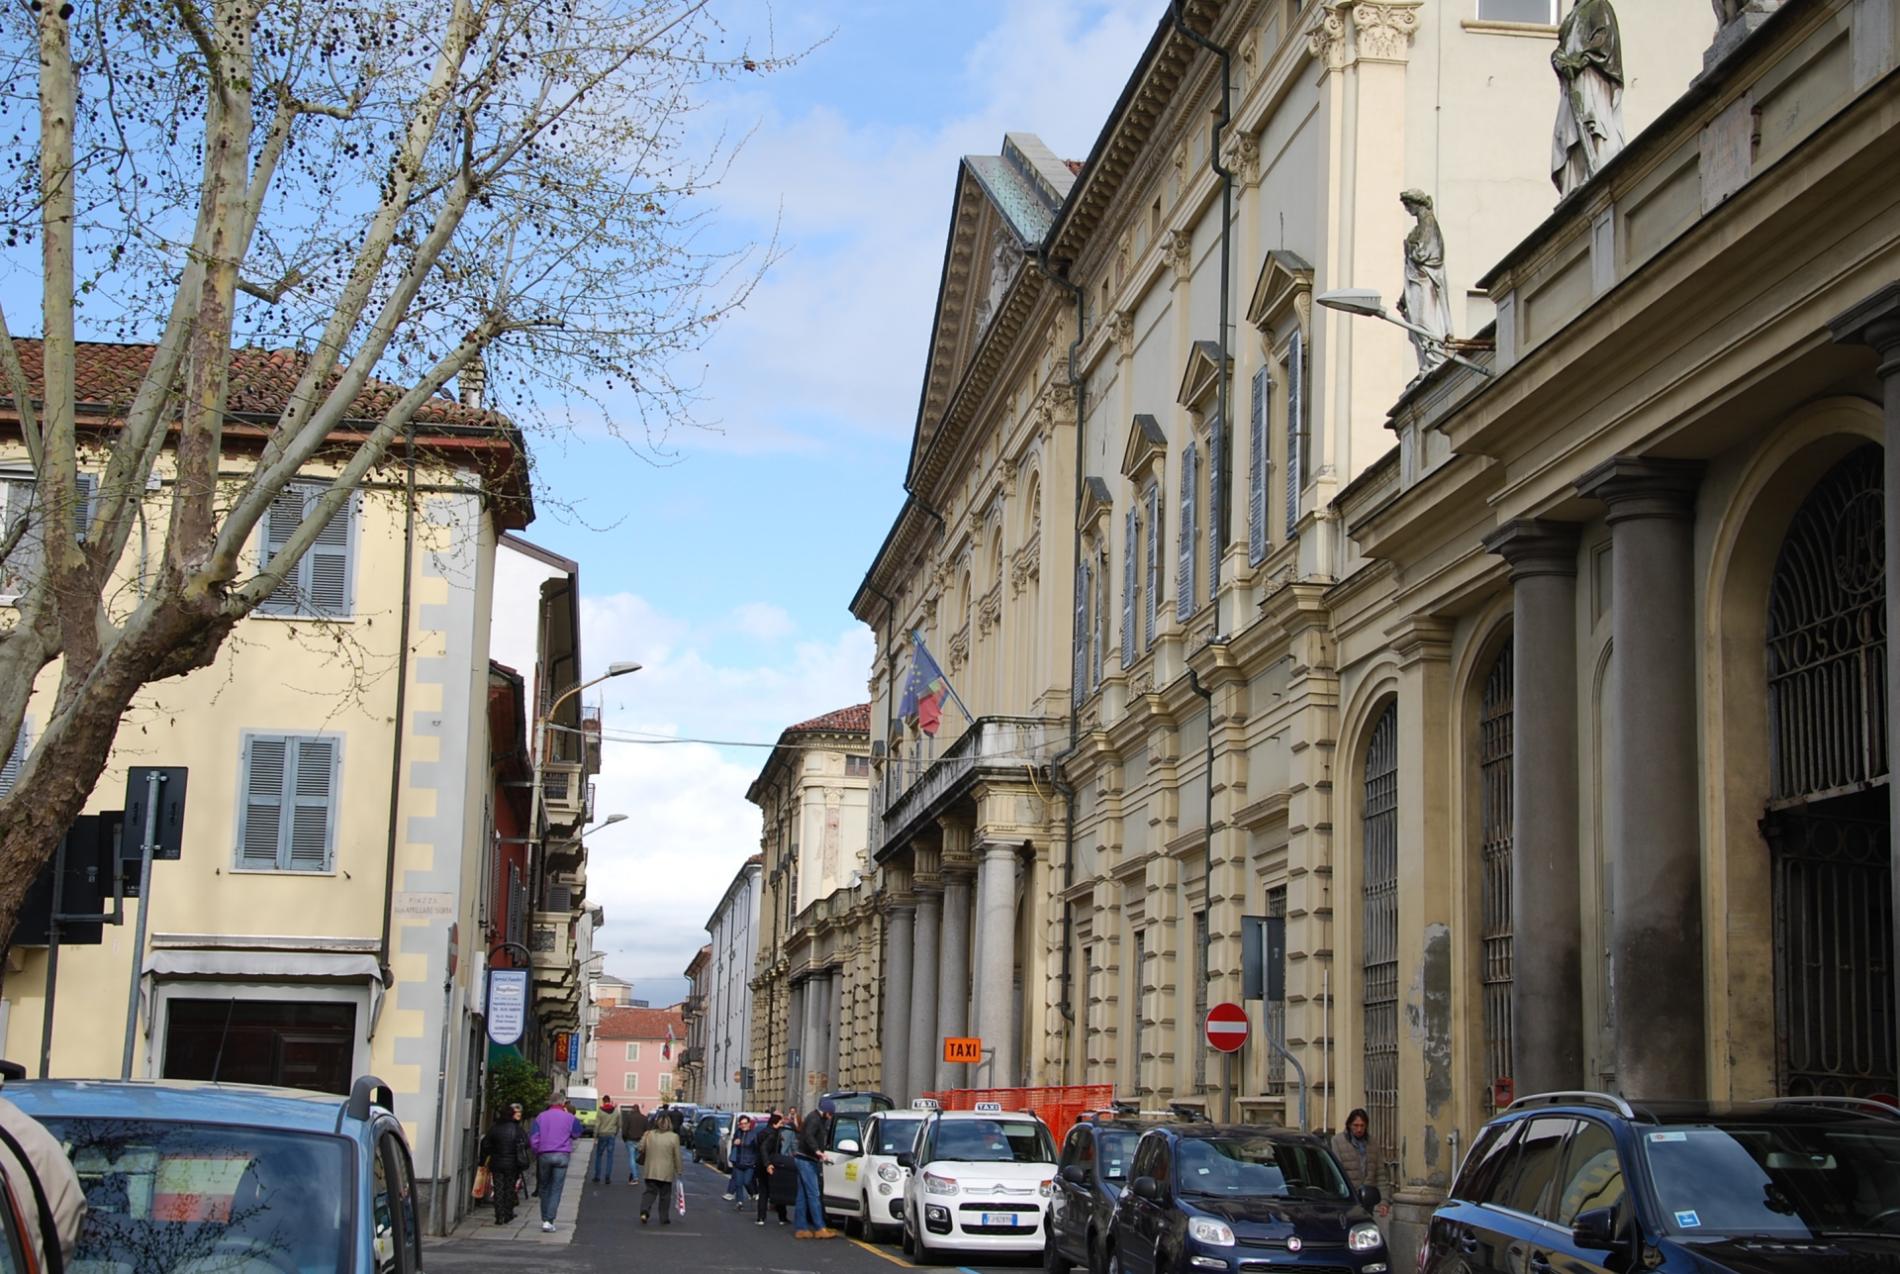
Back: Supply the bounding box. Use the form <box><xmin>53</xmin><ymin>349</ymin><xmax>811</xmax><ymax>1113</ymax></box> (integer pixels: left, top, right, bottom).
<box><xmin>1478</xmin><ymin>645</ymin><xmax>1514</xmax><ymax>1111</ymax></box>
<box><xmin>1361</xmin><ymin>702</ymin><xmax>1399</xmax><ymax>1185</ymax></box>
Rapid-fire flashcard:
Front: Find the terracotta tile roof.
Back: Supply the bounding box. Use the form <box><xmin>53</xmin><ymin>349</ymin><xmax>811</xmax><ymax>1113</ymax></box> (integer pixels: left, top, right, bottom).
<box><xmin>785</xmin><ymin>703</ymin><xmax>870</xmax><ymax>735</ymax></box>
<box><xmin>595</xmin><ymin>1006</ymin><xmax>686</xmax><ymax>1041</ymax></box>
<box><xmin>7</xmin><ymin>338</ymin><xmax>496</xmax><ymax>428</ymax></box>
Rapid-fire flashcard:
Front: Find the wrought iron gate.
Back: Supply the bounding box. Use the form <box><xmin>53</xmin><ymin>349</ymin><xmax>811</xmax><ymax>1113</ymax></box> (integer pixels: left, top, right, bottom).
<box><xmin>1362</xmin><ymin>704</ymin><xmax>1399</xmax><ymax>1186</ymax></box>
<box><xmin>1766</xmin><ymin>444</ymin><xmax>1893</xmax><ymax>1098</ymax></box>
<box><xmin>1480</xmin><ymin>647</ymin><xmax>1515</xmax><ymax>1113</ymax></box>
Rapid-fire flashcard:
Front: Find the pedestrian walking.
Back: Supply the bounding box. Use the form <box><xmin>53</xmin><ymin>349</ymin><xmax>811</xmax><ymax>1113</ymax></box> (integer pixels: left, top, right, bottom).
<box><xmin>1331</xmin><ymin>1108</ymin><xmax>1391</xmax><ymax>1218</ymax></box>
<box><xmin>618</xmin><ymin>1102</ymin><xmax>648</xmax><ymax>1184</ymax></box>
<box><xmin>530</xmin><ymin>1095</ymin><xmax>585</xmax><ymax>1233</ymax></box>
<box><xmin>725</xmin><ymin>1115</ymin><xmax>758</xmax><ymax>1206</ymax></box>
<box><xmin>760</xmin><ymin>1111</ymin><xmax>798</xmax><ymax>1227</ymax></box>
<box><xmin>589</xmin><ymin>1095</ymin><xmax>620</xmax><ymax>1184</ymax></box>
<box><xmin>479</xmin><ymin>1103</ymin><xmax>532</xmax><ymax>1226</ymax></box>
<box><xmin>636</xmin><ymin>1115</ymin><xmax>683</xmax><ymax>1225</ymax></box>
<box><xmin>792</xmin><ymin>1105</ymin><xmax>833</xmax><ymax>1238</ymax></box>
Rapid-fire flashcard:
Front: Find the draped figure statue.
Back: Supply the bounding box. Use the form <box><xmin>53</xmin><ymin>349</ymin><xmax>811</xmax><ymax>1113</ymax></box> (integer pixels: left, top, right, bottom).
<box><xmin>1398</xmin><ymin>190</ymin><xmax>1452</xmax><ymax>378</ymax></box>
<box><xmin>1551</xmin><ymin>0</ymin><xmax>1626</xmax><ymax>198</ymax></box>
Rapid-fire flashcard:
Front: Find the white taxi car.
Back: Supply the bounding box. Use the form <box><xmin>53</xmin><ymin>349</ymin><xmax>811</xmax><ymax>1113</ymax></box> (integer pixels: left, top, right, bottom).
<box><xmin>832</xmin><ymin>1104</ymin><xmax>932</xmax><ymax>1241</ymax></box>
<box><xmin>900</xmin><ymin>1105</ymin><xmax>1058</xmax><ymax>1261</ymax></box>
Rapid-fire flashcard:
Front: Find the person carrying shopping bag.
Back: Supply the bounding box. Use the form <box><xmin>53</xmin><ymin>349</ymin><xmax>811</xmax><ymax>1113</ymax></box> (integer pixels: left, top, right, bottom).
<box><xmin>480</xmin><ymin>1103</ymin><xmax>532</xmax><ymax>1226</ymax></box>
<box><xmin>636</xmin><ymin>1115</ymin><xmax>683</xmax><ymax>1225</ymax></box>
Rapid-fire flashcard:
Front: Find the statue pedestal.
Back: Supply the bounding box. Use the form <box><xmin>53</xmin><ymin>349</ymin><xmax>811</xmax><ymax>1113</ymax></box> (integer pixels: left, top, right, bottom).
<box><xmin>1701</xmin><ymin>0</ymin><xmax>1783</xmax><ymax>77</ymax></box>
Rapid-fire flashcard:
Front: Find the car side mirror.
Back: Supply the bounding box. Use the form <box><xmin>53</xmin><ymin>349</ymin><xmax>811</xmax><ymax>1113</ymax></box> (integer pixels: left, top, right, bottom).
<box><xmin>1061</xmin><ymin>1164</ymin><xmax>1090</xmax><ymax>1187</ymax></box>
<box><xmin>836</xmin><ymin>1138</ymin><xmax>861</xmax><ymax>1155</ymax></box>
<box><xmin>895</xmin><ymin>1152</ymin><xmax>915</xmax><ymax>1170</ymax></box>
<box><xmin>1357</xmin><ymin>1185</ymin><xmax>1381</xmax><ymax>1210</ymax></box>
<box><xmin>1572</xmin><ymin>1207</ymin><xmax>1618</xmax><ymax>1250</ymax></box>
<box><xmin>1132</xmin><ymin>1176</ymin><xmax>1164</xmax><ymax>1203</ymax></box>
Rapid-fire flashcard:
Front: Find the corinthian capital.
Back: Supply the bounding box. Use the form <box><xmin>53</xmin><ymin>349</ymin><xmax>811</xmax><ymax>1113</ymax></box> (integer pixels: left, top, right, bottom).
<box><xmin>1310</xmin><ymin>0</ymin><xmax>1421</xmax><ymax>71</ymax></box>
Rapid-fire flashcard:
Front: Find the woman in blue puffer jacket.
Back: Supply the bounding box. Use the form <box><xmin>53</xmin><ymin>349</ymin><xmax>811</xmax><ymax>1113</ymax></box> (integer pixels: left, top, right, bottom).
<box><xmin>727</xmin><ymin>1115</ymin><xmax>759</xmax><ymax>1206</ymax></box>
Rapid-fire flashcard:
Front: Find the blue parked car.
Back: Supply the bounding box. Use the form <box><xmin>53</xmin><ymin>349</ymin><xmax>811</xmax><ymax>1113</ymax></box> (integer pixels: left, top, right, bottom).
<box><xmin>4</xmin><ymin>1074</ymin><xmax>425</xmax><ymax>1273</ymax></box>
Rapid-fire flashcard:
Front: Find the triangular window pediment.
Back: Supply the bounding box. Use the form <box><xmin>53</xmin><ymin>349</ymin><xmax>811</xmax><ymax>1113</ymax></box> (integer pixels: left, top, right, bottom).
<box><xmin>1177</xmin><ymin>340</ymin><xmax>1229</xmax><ymax>410</ymax></box>
<box><xmin>1247</xmin><ymin>250</ymin><xmax>1315</xmax><ymax>333</ymax></box>
<box><xmin>1079</xmin><ymin>476</ymin><xmax>1115</xmax><ymax>534</ymax></box>
<box><xmin>1121</xmin><ymin>413</ymin><xmax>1168</xmax><ymax>481</ymax></box>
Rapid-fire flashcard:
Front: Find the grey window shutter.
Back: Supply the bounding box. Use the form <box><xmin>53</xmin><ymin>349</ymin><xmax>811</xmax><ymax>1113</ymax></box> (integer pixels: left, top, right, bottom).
<box><xmin>1177</xmin><ymin>443</ymin><xmax>1197</xmax><ymax>622</ymax></box>
<box><xmin>1286</xmin><ymin>333</ymin><xmax>1305</xmax><ymax>539</ymax></box>
<box><xmin>73</xmin><ymin>472</ymin><xmax>97</xmax><ymax>545</ymax></box>
<box><xmin>1</xmin><ymin>479</ymin><xmax>42</xmax><ymax>598</ymax></box>
<box><xmin>306</xmin><ymin>493</ymin><xmax>354</xmax><ymax>616</ymax></box>
<box><xmin>1092</xmin><ymin>555</ymin><xmax>1106</xmax><ymax>689</ymax></box>
<box><xmin>1144</xmin><ymin>485</ymin><xmax>1161</xmax><ymax>649</ymax></box>
<box><xmin>1122</xmin><ymin>507</ymin><xmax>1138</xmax><ymax>668</ymax></box>
<box><xmin>1073</xmin><ymin>559</ymin><xmax>1089</xmax><ymax>705</ymax></box>
<box><xmin>259</xmin><ymin>489</ymin><xmax>305</xmax><ymax>614</ymax></box>
<box><xmin>288</xmin><ymin>736</ymin><xmax>337</xmax><ymax>870</ymax></box>
<box><xmin>239</xmin><ymin>736</ymin><xmax>288</xmax><ymax>868</ymax></box>
<box><xmin>1249</xmin><ymin>367</ymin><xmax>1269</xmax><ymax>566</ymax></box>
<box><xmin>1208</xmin><ymin>413</ymin><xmax>1224</xmax><ymax>601</ymax></box>
<box><xmin>0</xmin><ymin>716</ymin><xmax>30</xmax><ymax>797</ymax></box>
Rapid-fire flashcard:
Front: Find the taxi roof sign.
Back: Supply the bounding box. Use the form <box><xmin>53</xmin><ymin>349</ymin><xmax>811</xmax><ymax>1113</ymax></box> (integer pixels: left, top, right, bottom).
<box><xmin>972</xmin><ymin>1101</ymin><xmax>1004</xmax><ymax>1113</ymax></box>
<box><xmin>911</xmin><ymin>1098</ymin><xmax>941</xmax><ymax>1110</ymax></box>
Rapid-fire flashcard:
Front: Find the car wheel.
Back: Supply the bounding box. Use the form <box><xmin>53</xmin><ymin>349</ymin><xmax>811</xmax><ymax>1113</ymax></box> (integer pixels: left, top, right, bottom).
<box><xmin>902</xmin><ymin>1216</ymin><xmax>915</xmax><ymax>1256</ymax></box>
<box><xmin>1045</xmin><ymin>1229</ymin><xmax>1072</xmax><ymax>1273</ymax></box>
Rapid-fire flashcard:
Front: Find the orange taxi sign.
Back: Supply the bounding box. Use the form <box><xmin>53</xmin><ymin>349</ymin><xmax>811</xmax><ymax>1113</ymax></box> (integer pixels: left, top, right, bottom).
<box><xmin>943</xmin><ymin>1036</ymin><xmax>983</xmax><ymax>1064</ymax></box>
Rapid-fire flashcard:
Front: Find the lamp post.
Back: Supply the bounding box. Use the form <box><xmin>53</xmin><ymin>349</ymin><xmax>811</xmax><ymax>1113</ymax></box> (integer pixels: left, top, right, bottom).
<box><xmin>1315</xmin><ymin>288</ymin><xmax>1496</xmax><ymax>378</ymax></box>
<box><xmin>528</xmin><ymin>661</ymin><xmax>642</xmax><ymax>859</ymax></box>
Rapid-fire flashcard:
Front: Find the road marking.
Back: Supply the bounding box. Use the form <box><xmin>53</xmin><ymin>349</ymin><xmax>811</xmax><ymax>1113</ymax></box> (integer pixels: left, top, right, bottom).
<box><xmin>848</xmin><ymin>1237</ymin><xmax>915</xmax><ymax>1267</ymax></box>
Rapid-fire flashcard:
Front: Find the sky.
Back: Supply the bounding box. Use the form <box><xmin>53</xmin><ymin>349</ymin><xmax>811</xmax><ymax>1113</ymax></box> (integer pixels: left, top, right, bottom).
<box><xmin>505</xmin><ymin>0</ymin><xmax>1164</xmax><ymax>1005</ymax></box>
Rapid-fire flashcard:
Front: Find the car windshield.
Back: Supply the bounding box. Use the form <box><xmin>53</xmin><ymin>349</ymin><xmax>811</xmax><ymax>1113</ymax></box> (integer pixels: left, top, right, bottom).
<box><xmin>42</xmin><ymin>1116</ymin><xmax>353</xmax><ymax>1274</ymax></box>
<box><xmin>1097</xmin><ymin>1130</ymin><xmax>1140</xmax><ymax>1181</ymax></box>
<box><xmin>568</xmin><ymin>1097</ymin><xmax>598</xmax><ymax>1112</ymax></box>
<box><xmin>933</xmin><ymin>1120</ymin><xmax>1056</xmax><ymax>1164</ymax></box>
<box><xmin>1176</xmin><ymin>1137</ymin><xmax>1352</xmax><ymax>1201</ymax></box>
<box><xmin>1641</xmin><ymin>1120</ymin><xmax>1900</xmax><ymax>1239</ymax></box>
<box><xmin>874</xmin><ymin>1119</ymin><xmax>924</xmax><ymax>1155</ymax></box>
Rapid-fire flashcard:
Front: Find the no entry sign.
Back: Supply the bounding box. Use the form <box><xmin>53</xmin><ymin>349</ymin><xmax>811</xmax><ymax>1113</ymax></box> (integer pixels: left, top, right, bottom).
<box><xmin>1205</xmin><ymin>1002</ymin><xmax>1250</xmax><ymax>1053</ymax></box>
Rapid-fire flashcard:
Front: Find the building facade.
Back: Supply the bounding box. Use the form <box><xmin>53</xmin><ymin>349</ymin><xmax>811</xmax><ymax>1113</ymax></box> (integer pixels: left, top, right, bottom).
<box><xmin>679</xmin><ymin>944</ymin><xmax>711</xmax><ymax>1103</ymax></box>
<box><xmin>0</xmin><ymin>339</ymin><xmax>534</xmax><ymax>1232</ymax></box>
<box><xmin>746</xmin><ymin>705</ymin><xmax>876</xmax><ymax>1109</ymax></box>
<box><xmin>596</xmin><ymin>1005</ymin><xmax>686</xmax><ymax>1109</ymax></box>
<box><xmin>702</xmin><ymin>855</ymin><xmax>762</xmax><ymax>1110</ymax></box>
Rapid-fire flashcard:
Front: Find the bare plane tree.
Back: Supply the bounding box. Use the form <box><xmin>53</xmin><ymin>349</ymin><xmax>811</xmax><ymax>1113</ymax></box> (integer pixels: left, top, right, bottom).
<box><xmin>0</xmin><ymin>0</ymin><xmax>791</xmax><ymax>942</ymax></box>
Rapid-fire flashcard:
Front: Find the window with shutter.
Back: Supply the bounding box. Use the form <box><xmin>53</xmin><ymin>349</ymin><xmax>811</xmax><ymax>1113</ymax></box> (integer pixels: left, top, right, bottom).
<box><xmin>1144</xmin><ymin>485</ymin><xmax>1161</xmax><ymax>649</ymax></box>
<box><xmin>1177</xmin><ymin>443</ymin><xmax>1197</xmax><ymax>622</ymax></box>
<box><xmin>1079</xmin><ymin>562</ymin><xmax>1094</xmax><ymax>706</ymax></box>
<box><xmin>1093</xmin><ymin>552</ymin><xmax>1108</xmax><ymax>689</ymax></box>
<box><xmin>1122</xmin><ymin>507</ymin><xmax>1138</xmax><ymax>668</ymax></box>
<box><xmin>0</xmin><ymin>717</ymin><xmax>30</xmax><ymax>797</ymax></box>
<box><xmin>258</xmin><ymin>483</ymin><xmax>356</xmax><ymax>618</ymax></box>
<box><xmin>237</xmin><ymin>732</ymin><xmax>340</xmax><ymax>871</ymax></box>
<box><xmin>2</xmin><ymin>473</ymin><xmax>99</xmax><ymax>600</ymax></box>
<box><xmin>1208</xmin><ymin>413</ymin><xmax>1224</xmax><ymax>600</ymax></box>
<box><xmin>1286</xmin><ymin>332</ymin><xmax>1305</xmax><ymax>539</ymax></box>
<box><xmin>1249</xmin><ymin>367</ymin><xmax>1270</xmax><ymax>565</ymax></box>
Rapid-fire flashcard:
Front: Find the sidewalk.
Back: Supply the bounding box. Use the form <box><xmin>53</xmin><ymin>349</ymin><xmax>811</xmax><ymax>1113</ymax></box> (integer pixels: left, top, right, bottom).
<box><xmin>446</xmin><ymin>1156</ymin><xmax>596</xmax><ymax>1245</ymax></box>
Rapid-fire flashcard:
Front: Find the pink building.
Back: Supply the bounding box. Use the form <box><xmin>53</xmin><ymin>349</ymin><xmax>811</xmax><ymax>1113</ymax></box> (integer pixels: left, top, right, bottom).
<box><xmin>594</xmin><ymin>1005</ymin><xmax>687</xmax><ymax>1109</ymax></box>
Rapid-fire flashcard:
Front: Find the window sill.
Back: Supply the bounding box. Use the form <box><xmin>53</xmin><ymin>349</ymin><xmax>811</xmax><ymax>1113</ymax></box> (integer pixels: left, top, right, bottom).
<box><xmin>226</xmin><ymin>866</ymin><xmax>339</xmax><ymax>877</ymax></box>
<box><xmin>1460</xmin><ymin>19</ymin><xmax>1558</xmax><ymax>38</ymax></box>
<box><xmin>249</xmin><ymin>612</ymin><xmax>359</xmax><ymax>624</ymax></box>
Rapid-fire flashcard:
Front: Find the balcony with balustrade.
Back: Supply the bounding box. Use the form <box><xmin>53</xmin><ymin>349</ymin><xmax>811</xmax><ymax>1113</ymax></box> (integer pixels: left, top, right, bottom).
<box><xmin>871</xmin><ymin>715</ymin><xmax>1062</xmax><ymax>860</ymax></box>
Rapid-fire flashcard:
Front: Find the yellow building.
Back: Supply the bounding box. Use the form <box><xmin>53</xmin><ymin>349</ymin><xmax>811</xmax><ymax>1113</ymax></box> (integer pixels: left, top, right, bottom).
<box><xmin>0</xmin><ymin>339</ymin><xmax>544</xmax><ymax>1231</ymax></box>
<box><xmin>746</xmin><ymin>704</ymin><xmax>877</xmax><ymax>1108</ymax></box>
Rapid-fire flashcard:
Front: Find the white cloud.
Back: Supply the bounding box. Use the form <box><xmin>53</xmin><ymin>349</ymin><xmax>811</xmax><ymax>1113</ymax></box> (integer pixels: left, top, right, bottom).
<box><xmin>729</xmin><ymin>600</ymin><xmax>797</xmax><ymax>642</ymax></box>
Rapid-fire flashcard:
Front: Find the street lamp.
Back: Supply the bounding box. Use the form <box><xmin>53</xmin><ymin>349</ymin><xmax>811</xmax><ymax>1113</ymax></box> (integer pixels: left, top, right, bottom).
<box><xmin>530</xmin><ymin>662</ymin><xmax>642</xmax><ymax>850</ymax></box>
<box><xmin>1315</xmin><ymin>288</ymin><xmax>1495</xmax><ymax>378</ymax></box>
<box><xmin>590</xmin><ymin>813</ymin><xmax>629</xmax><ymax>831</ymax></box>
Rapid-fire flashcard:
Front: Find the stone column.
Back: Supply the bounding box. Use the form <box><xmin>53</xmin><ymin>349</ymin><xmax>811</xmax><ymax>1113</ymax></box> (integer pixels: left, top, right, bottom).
<box><xmin>908</xmin><ymin>891</ymin><xmax>943</xmax><ymax>1099</ymax></box>
<box><xmin>785</xmin><ymin>980</ymin><xmax>806</xmax><ymax>1107</ymax></box>
<box><xmin>1576</xmin><ymin>458</ymin><xmax>1706</xmax><ymax>1098</ymax></box>
<box><xmin>882</xmin><ymin>905</ymin><xmax>915</xmax><ymax>1101</ymax></box>
<box><xmin>973</xmin><ymin>843</ymin><xmax>1021</xmax><ymax>1087</ymax></box>
<box><xmin>826</xmin><ymin>969</ymin><xmax>844</xmax><ymax>1088</ymax></box>
<box><xmin>1482</xmin><ymin>520</ymin><xmax>1585</xmax><ymax>1095</ymax></box>
<box><xmin>937</xmin><ymin>871</ymin><xmax>975</xmax><ymax>1090</ymax></box>
<box><xmin>799</xmin><ymin>977</ymin><xmax>821</xmax><ymax>1107</ymax></box>
<box><xmin>1830</xmin><ymin>283</ymin><xmax>1900</xmax><ymax>1056</ymax></box>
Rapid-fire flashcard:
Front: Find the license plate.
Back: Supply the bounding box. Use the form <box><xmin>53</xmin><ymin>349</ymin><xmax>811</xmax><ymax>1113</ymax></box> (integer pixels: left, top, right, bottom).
<box><xmin>980</xmin><ymin>1212</ymin><xmax>1019</xmax><ymax>1226</ymax></box>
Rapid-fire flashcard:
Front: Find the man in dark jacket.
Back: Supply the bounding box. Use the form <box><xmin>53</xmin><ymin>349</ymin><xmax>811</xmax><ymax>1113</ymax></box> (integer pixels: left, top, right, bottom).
<box><xmin>481</xmin><ymin>1104</ymin><xmax>532</xmax><ymax>1225</ymax></box>
<box><xmin>618</xmin><ymin>1103</ymin><xmax>648</xmax><ymax>1184</ymax></box>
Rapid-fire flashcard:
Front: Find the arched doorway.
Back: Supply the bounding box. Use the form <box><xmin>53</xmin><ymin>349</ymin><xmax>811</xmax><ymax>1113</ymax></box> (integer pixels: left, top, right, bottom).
<box><xmin>1762</xmin><ymin>444</ymin><xmax>1894</xmax><ymax>1098</ymax></box>
<box><xmin>1361</xmin><ymin>702</ymin><xmax>1400</xmax><ymax>1184</ymax></box>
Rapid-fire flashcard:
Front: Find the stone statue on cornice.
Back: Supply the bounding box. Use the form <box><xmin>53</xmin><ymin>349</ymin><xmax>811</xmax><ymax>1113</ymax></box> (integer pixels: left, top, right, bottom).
<box><xmin>1399</xmin><ymin>190</ymin><xmax>1452</xmax><ymax>377</ymax></box>
<box><xmin>1550</xmin><ymin>0</ymin><xmax>1626</xmax><ymax>199</ymax></box>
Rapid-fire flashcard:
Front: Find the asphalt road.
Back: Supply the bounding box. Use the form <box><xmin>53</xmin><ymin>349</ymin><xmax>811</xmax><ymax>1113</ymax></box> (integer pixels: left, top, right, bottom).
<box><xmin>427</xmin><ymin>1154</ymin><xmax>1043</xmax><ymax>1274</ymax></box>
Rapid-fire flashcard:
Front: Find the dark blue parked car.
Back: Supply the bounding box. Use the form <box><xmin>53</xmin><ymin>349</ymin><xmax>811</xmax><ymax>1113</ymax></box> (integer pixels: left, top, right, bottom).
<box><xmin>1109</xmin><ymin>1123</ymin><xmax>1387</xmax><ymax>1274</ymax></box>
<box><xmin>5</xmin><ymin>1074</ymin><xmax>425</xmax><ymax>1273</ymax></box>
<box><xmin>1047</xmin><ymin>1114</ymin><xmax>1158</xmax><ymax>1274</ymax></box>
<box><xmin>1419</xmin><ymin>1091</ymin><xmax>1900</xmax><ymax>1274</ymax></box>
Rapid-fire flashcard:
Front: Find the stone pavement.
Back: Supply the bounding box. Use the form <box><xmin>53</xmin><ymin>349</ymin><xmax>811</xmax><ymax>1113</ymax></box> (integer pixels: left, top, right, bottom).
<box><xmin>446</xmin><ymin>1152</ymin><xmax>588</xmax><ymax>1245</ymax></box>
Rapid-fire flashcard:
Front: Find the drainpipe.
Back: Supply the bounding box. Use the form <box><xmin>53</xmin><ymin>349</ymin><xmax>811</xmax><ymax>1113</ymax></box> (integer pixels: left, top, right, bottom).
<box><xmin>1033</xmin><ymin>242</ymin><xmax>1087</xmax><ymax>1029</ymax></box>
<box><xmin>866</xmin><ymin>580</ymin><xmax>901</xmax><ymax>831</ymax></box>
<box><xmin>376</xmin><ymin>424</ymin><xmax>419</xmax><ymax>1008</ymax></box>
<box><xmin>1174</xmin><ymin>0</ymin><xmax>1235</xmax><ymax>1081</ymax></box>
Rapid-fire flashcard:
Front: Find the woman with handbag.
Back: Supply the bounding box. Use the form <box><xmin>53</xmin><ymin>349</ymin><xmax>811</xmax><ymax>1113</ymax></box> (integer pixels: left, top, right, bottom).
<box><xmin>636</xmin><ymin>1115</ymin><xmax>683</xmax><ymax>1225</ymax></box>
<box><xmin>480</xmin><ymin>1103</ymin><xmax>532</xmax><ymax>1226</ymax></box>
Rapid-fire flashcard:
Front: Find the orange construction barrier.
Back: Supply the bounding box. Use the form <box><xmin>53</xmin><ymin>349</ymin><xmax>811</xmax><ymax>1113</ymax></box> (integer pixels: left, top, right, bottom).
<box><xmin>919</xmin><ymin>1084</ymin><xmax>1115</xmax><ymax>1142</ymax></box>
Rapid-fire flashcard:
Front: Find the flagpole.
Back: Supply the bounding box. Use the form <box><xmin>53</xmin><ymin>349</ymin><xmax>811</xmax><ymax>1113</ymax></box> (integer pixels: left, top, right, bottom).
<box><xmin>911</xmin><ymin>629</ymin><xmax>976</xmax><ymax>724</ymax></box>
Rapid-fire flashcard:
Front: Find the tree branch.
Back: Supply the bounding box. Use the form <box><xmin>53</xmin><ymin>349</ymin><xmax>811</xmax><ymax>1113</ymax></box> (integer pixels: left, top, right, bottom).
<box><xmin>0</xmin><ymin>303</ymin><xmax>42</xmax><ymax>472</ymax></box>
